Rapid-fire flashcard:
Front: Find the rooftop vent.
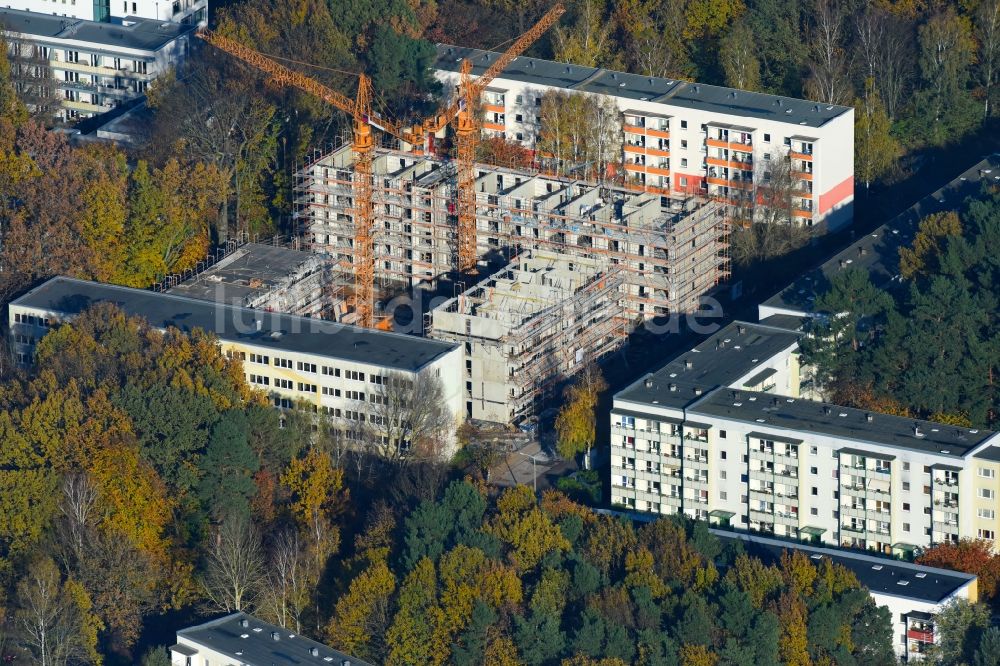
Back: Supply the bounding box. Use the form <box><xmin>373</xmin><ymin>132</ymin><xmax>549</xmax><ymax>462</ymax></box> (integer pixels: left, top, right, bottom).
<box><xmin>872</xmin><ymin>565</ymin><xmax>883</xmax><ymax>570</ymax></box>
<box><xmin>644</xmin><ymin>377</ymin><xmax>654</xmax><ymax>388</ymax></box>
<box><xmin>823</xmin><ymin>406</ymin><xmax>832</xmax><ymax>415</ymax></box>
<box><xmin>255</xmin><ymin>319</ymin><xmax>263</xmax><ymax>332</ymax></box>
<box><xmin>914</xmin><ymin>424</ymin><xmax>925</xmax><ymax>438</ymax></box>
<box><xmin>669</xmin><ymin>383</ymin><xmax>677</xmax><ymax>392</ymax></box>
<box><xmin>311</xmin><ymin>647</ymin><xmax>320</xmax><ymax>657</ymax></box>
<box><xmin>685</xmin><ymin>359</ymin><xmax>693</xmax><ymax>370</ymax></box>
<box><xmin>240</xmin><ymin>634</ymin><xmax>249</xmax><ymax>639</ymax></box>
<box><xmin>898</xmin><ymin>580</ymin><xmax>909</xmax><ymax>586</ymax></box>
<box><xmin>940</xmin><ymin>450</ymin><xmax>950</xmax><ymax>454</ymax></box>
<box><xmin>866</xmin><ymin>413</ymin><xmax>873</xmax><ymax>423</ymax></box>
<box><xmin>240</xmin><ymin>618</ymin><xmax>249</xmax><ymax>628</ymax></box>
<box><xmin>916</xmin><ymin>572</ymin><xmax>927</xmax><ymax>578</ymax></box>
<box><xmin>737</xmin><ymin>325</ymin><xmax>746</xmax><ymax>335</ymax></box>
<box><xmin>694</xmin><ymin>388</ymin><xmax>703</xmax><ymax>396</ymax></box>
<box><xmin>271</xmin><ymin>631</ymin><xmax>280</xmax><ymax>641</ymax></box>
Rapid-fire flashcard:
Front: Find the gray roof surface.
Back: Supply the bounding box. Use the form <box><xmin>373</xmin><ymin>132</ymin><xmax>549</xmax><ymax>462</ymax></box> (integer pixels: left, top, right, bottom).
<box><xmin>435</xmin><ymin>44</ymin><xmax>852</xmax><ymax>128</ymax></box>
<box><xmin>974</xmin><ymin>446</ymin><xmax>1000</xmax><ymax>462</ymax></box>
<box><xmin>0</xmin><ymin>8</ymin><xmax>192</xmax><ymax>51</ymax></box>
<box><xmin>714</xmin><ymin>529</ymin><xmax>976</xmax><ymax>604</ymax></box>
<box><xmin>761</xmin><ymin>154</ymin><xmax>1000</xmax><ymax>317</ymax></box>
<box><xmin>177</xmin><ymin>612</ymin><xmax>372</xmax><ymax>666</ymax></box>
<box><xmin>167</xmin><ymin>243</ymin><xmax>323</xmax><ymax>305</ymax></box>
<box><xmin>614</xmin><ymin>320</ymin><xmax>801</xmax><ymax>411</ymax></box>
<box><xmin>11</xmin><ymin>277</ymin><xmax>458</xmax><ymax>371</ymax></box>
<box><xmin>690</xmin><ymin>387</ymin><xmax>995</xmax><ymax>458</ymax></box>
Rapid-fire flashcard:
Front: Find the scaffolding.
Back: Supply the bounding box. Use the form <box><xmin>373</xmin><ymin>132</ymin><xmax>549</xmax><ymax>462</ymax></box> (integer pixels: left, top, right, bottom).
<box><xmin>426</xmin><ymin>251</ymin><xmax>627</xmax><ymax>423</ymax></box>
<box><xmin>295</xmin><ymin>146</ymin><xmax>730</xmax><ymax>322</ymax></box>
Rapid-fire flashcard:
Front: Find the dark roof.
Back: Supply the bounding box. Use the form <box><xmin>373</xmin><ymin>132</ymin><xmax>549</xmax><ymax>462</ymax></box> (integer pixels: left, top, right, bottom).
<box><xmin>614</xmin><ymin>320</ymin><xmax>800</xmax><ymax>411</ymax></box>
<box><xmin>758</xmin><ymin>314</ymin><xmax>810</xmax><ymax>331</ymax></box>
<box><xmin>434</xmin><ymin>44</ymin><xmax>852</xmax><ymax>129</ymax></box>
<box><xmin>0</xmin><ymin>8</ymin><xmax>193</xmax><ymax>52</ymax></box>
<box><xmin>760</xmin><ymin>153</ymin><xmax>1000</xmax><ymax>318</ymax></box>
<box><xmin>11</xmin><ymin>277</ymin><xmax>458</xmax><ymax>372</ymax></box>
<box><xmin>712</xmin><ymin>529</ymin><xmax>976</xmax><ymax>604</ymax></box>
<box><xmin>974</xmin><ymin>446</ymin><xmax>1000</xmax><ymax>462</ymax></box>
<box><xmin>167</xmin><ymin>243</ymin><xmax>324</xmax><ymax>305</ymax></box>
<box><xmin>690</xmin><ymin>387</ymin><xmax>996</xmax><ymax>458</ymax></box>
<box><xmin>176</xmin><ymin>612</ymin><xmax>371</xmax><ymax>666</ymax></box>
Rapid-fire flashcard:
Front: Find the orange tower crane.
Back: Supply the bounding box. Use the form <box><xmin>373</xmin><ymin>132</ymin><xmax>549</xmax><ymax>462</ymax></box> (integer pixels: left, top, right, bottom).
<box><xmin>197</xmin><ymin>30</ymin><xmax>410</xmax><ymax>329</ymax></box>
<box><xmin>410</xmin><ymin>4</ymin><xmax>565</xmax><ymax>275</ymax></box>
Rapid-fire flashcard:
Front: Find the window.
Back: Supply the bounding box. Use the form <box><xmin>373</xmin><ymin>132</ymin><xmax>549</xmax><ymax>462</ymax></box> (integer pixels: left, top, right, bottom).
<box><xmin>297</xmin><ymin>361</ymin><xmax>317</xmax><ymax>373</ymax></box>
<box><xmin>274</xmin><ymin>357</ymin><xmax>292</xmax><ymax>369</ymax></box>
<box><xmin>720</xmin><ymin>450</ymin><xmax>727</xmax><ymax>459</ymax></box>
<box><xmin>249</xmin><ymin>353</ymin><xmax>269</xmax><ymax>364</ymax></box>
<box><xmin>811</xmin><ymin>487</ymin><xmax>818</xmax><ymax>496</ymax></box>
<box><xmin>924</xmin><ymin>485</ymin><xmax>931</xmax><ymax>495</ymax></box>
<box><xmin>810</xmin><ymin>446</ymin><xmax>818</xmax><ymax>455</ymax></box>
<box><xmin>980</xmin><ymin>488</ymin><xmax>996</xmax><ymax>500</ymax></box>
<box><xmin>783</xmin><ymin>137</ymin><xmax>791</xmax><ymax>146</ymax></box>
<box><xmin>903</xmin><ymin>523</ymin><xmax>911</xmax><ymax>532</ymax></box>
<box><xmin>346</xmin><ymin>390</ymin><xmax>365</xmax><ymax>401</ymax></box>
<box><xmin>297</xmin><ymin>383</ymin><xmax>317</xmax><ymax>393</ymax></box>
<box><xmin>903</xmin><ymin>462</ymin><xmax>911</xmax><ymax>471</ymax></box>
<box><xmin>809</xmin><ymin>507</ymin><xmax>817</xmax><ymax>516</ymax></box>
<box><xmin>680</xmin><ymin>120</ymin><xmax>688</xmax><ymax>129</ymax></box>
<box><xmin>903</xmin><ymin>503</ymin><xmax>910</xmax><ymax>511</ymax></box>
<box><xmin>810</xmin><ymin>467</ymin><xmax>818</xmax><ymax>475</ymax></box>
<box><xmin>924</xmin><ymin>465</ymin><xmax>932</xmax><ymax>473</ymax></box>
<box><xmin>347</xmin><ymin>370</ymin><xmax>365</xmax><ymax>381</ymax></box>
<box><xmin>979</xmin><ymin>529</ymin><xmax>996</xmax><ymax>540</ymax></box>
<box><xmin>249</xmin><ymin>374</ymin><xmax>270</xmax><ymax>386</ymax></box>
<box><xmin>680</xmin><ymin>139</ymin><xmax>688</xmax><ymax>149</ymax></box>
<box><xmin>719</xmin><ymin>430</ymin><xmax>727</xmax><ymax>439</ymax></box>
<box><xmin>720</xmin><ymin>491</ymin><xmax>727</xmax><ymax>501</ymax></box>
<box><xmin>719</xmin><ymin>470</ymin><xmax>727</xmax><ymax>480</ymax></box>
<box><xmin>980</xmin><ymin>467</ymin><xmax>996</xmax><ymax>478</ymax></box>
<box><xmin>679</xmin><ymin>176</ymin><xmax>688</xmax><ymax>187</ymax></box>
<box><xmin>763</xmin><ymin>133</ymin><xmax>771</xmax><ymax>142</ymax></box>
<box><xmin>275</xmin><ymin>378</ymin><xmax>292</xmax><ymax>389</ymax></box>
<box><xmin>680</xmin><ymin>158</ymin><xmax>688</xmax><ymax>167</ymax></box>
<box><xmin>322</xmin><ymin>387</ymin><xmax>340</xmax><ymax>396</ymax></box>
<box><xmin>903</xmin><ymin>482</ymin><xmax>910</xmax><ymax>491</ymax></box>
<box><xmin>979</xmin><ymin>508</ymin><xmax>995</xmax><ymax>520</ymax></box>
<box><xmin>535</xmin><ymin>97</ymin><xmax>542</xmax><ymax>107</ymax></box>
<box><xmin>515</xmin><ymin>113</ymin><xmax>523</xmax><ymax>122</ymax></box>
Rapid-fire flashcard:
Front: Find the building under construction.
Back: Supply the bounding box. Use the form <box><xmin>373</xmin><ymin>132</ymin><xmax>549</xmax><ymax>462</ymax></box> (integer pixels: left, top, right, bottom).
<box><xmin>295</xmin><ymin>146</ymin><xmax>730</xmax><ymax>322</ymax></box>
<box><xmin>166</xmin><ymin>243</ymin><xmax>339</xmax><ymax>318</ymax></box>
<box><xmin>427</xmin><ymin>251</ymin><xmax>626</xmax><ymax>422</ymax></box>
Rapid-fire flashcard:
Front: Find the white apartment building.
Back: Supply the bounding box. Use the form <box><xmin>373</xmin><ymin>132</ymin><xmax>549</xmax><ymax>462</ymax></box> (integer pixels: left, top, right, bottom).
<box><xmin>8</xmin><ymin>277</ymin><xmax>464</xmax><ymax>456</ymax></box>
<box><xmin>2</xmin><ymin>0</ymin><xmax>205</xmax><ymax>25</ymax></box>
<box><xmin>2</xmin><ymin>7</ymin><xmax>194</xmax><ymax>119</ymax></box>
<box><xmin>434</xmin><ymin>45</ymin><xmax>855</xmax><ymax>230</ymax></box>
<box><xmin>609</xmin><ymin>319</ymin><xmax>1000</xmax><ymax>558</ymax></box>
<box><xmin>171</xmin><ymin>612</ymin><xmax>368</xmax><ymax>666</ymax></box>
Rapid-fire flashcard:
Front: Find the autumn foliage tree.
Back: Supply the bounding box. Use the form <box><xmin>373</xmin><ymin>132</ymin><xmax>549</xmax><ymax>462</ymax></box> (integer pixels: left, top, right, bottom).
<box><xmin>917</xmin><ymin>539</ymin><xmax>1000</xmax><ymax>600</ymax></box>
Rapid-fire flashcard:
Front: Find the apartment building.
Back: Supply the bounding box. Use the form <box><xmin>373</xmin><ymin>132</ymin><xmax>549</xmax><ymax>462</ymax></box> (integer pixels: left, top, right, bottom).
<box><xmin>609</xmin><ymin>319</ymin><xmax>1000</xmax><ymax>558</ymax></box>
<box><xmin>760</xmin><ymin>153</ymin><xmax>1000</xmax><ymax>321</ymax></box>
<box><xmin>434</xmin><ymin>45</ymin><xmax>855</xmax><ymax>230</ymax></box>
<box><xmin>296</xmin><ymin>146</ymin><xmax>730</xmax><ymax>320</ymax></box>
<box><xmin>2</xmin><ymin>7</ymin><xmax>195</xmax><ymax>120</ymax></box>
<box><xmin>171</xmin><ymin>612</ymin><xmax>368</xmax><ymax>666</ymax></box>
<box><xmin>427</xmin><ymin>250</ymin><xmax>626</xmax><ymax>422</ymax></box>
<box><xmin>715</xmin><ymin>528</ymin><xmax>978</xmax><ymax>660</ymax></box>
<box><xmin>8</xmin><ymin>277</ymin><xmax>464</xmax><ymax>455</ymax></box>
<box><xmin>3</xmin><ymin>0</ymin><xmax>206</xmax><ymax>25</ymax></box>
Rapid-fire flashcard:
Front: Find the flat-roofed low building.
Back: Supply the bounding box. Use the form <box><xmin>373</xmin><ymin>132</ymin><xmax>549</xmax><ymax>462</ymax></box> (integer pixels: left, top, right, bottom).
<box><xmin>8</xmin><ymin>276</ymin><xmax>463</xmax><ymax>456</ymax></box>
<box><xmin>170</xmin><ymin>612</ymin><xmax>370</xmax><ymax>666</ymax></box>
<box><xmin>165</xmin><ymin>243</ymin><xmax>340</xmax><ymax>320</ymax></box>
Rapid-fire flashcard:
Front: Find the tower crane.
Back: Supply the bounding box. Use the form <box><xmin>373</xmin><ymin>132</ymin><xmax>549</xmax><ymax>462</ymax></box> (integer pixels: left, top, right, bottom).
<box><xmin>198</xmin><ymin>4</ymin><xmax>564</xmax><ymax>320</ymax></box>
<box><xmin>412</xmin><ymin>3</ymin><xmax>565</xmax><ymax>274</ymax></box>
<box><xmin>198</xmin><ymin>30</ymin><xmax>410</xmax><ymax>329</ymax></box>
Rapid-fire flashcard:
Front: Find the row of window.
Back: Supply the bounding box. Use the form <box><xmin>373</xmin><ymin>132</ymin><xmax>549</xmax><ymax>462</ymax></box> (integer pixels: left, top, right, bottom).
<box><xmin>233</xmin><ymin>350</ymin><xmax>391</xmax><ymax>385</ymax></box>
<box><xmin>12</xmin><ymin>313</ymin><xmax>52</xmax><ymax>327</ymax></box>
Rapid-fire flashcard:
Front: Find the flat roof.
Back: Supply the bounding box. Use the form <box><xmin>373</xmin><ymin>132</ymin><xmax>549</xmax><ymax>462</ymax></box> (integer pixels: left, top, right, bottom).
<box><xmin>0</xmin><ymin>8</ymin><xmax>193</xmax><ymax>51</ymax></box>
<box><xmin>434</xmin><ymin>44</ymin><xmax>852</xmax><ymax>129</ymax></box>
<box><xmin>177</xmin><ymin>612</ymin><xmax>372</xmax><ymax>666</ymax></box>
<box><xmin>761</xmin><ymin>153</ymin><xmax>1000</xmax><ymax>317</ymax></box>
<box><xmin>614</xmin><ymin>320</ymin><xmax>800</xmax><ymax>411</ymax></box>
<box><xmin>167</xmin><ymin>243</ymin><xmax>324</xmax><ymax>305</ymax></box>
<box><xmin>712</xmin><ymin>529</ymin><xmax>976</xmax><ymax>604</ymax></box>
<box><xmin>690</xmin><ymin>387</ymin><xmax>995</xmax><ymax>458</ymax></box>
<box><xmin>11</xmin><ymin>277</ymin><xmax>458</xmax><ymax>372</ymax></box>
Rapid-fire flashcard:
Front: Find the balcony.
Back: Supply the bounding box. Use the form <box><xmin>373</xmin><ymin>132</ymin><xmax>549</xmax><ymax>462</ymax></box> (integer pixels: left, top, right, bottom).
<box><xmin>789</xmin><ymin>150</ymin><xmax>813</xmax><ymax>161</ymax></box>
<box><xmin>908</xmin><ymin>629</ymin><xmax>934</xmax><ymax>643</ymax></box>
<box><xmin>624</xmin><ymin>143</ymin><xmax>647</xmax><ymax>154</ymax></box>
<box><xmin>484</xmin><ymin>103</ymin><xmax>506</xmax><ymax>113</ymax></box>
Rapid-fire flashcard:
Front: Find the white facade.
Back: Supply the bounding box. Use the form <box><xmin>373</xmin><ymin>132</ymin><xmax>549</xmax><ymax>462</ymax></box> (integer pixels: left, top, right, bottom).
<box><xmin>9</xmin><ymin>277</ymin><xmax>465</xmax><ymax>459</ymax></box>
<box><xmin>434</xmin><ymin>45</ymin><xmax>855</xmax><ymax>230</ymax></box>
<box><xmin>2</xmin><ymin>0</ymin><xmax>206</xmax><ymax>24</ymax></box>
<box><xmin>2</xmin><ymin>7</ymin><xmax>194</xmax><ymax>120</ymax></box>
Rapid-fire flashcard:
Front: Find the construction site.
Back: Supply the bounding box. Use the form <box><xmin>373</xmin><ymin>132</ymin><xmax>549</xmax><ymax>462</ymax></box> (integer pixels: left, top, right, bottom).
<box><xmin>197</xmin><ymin>6</ymin><xmax>732</xmax><ymax>426</ymax></box>
<box><xmin>295</xmin><ymin>145</ymin><xmax>730</xmax><ymax>322</ymax></box>
<box><xmin>426</xmin><ymin>251</ymin><xmax>626</xmax><ymax>422</ymax></box>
